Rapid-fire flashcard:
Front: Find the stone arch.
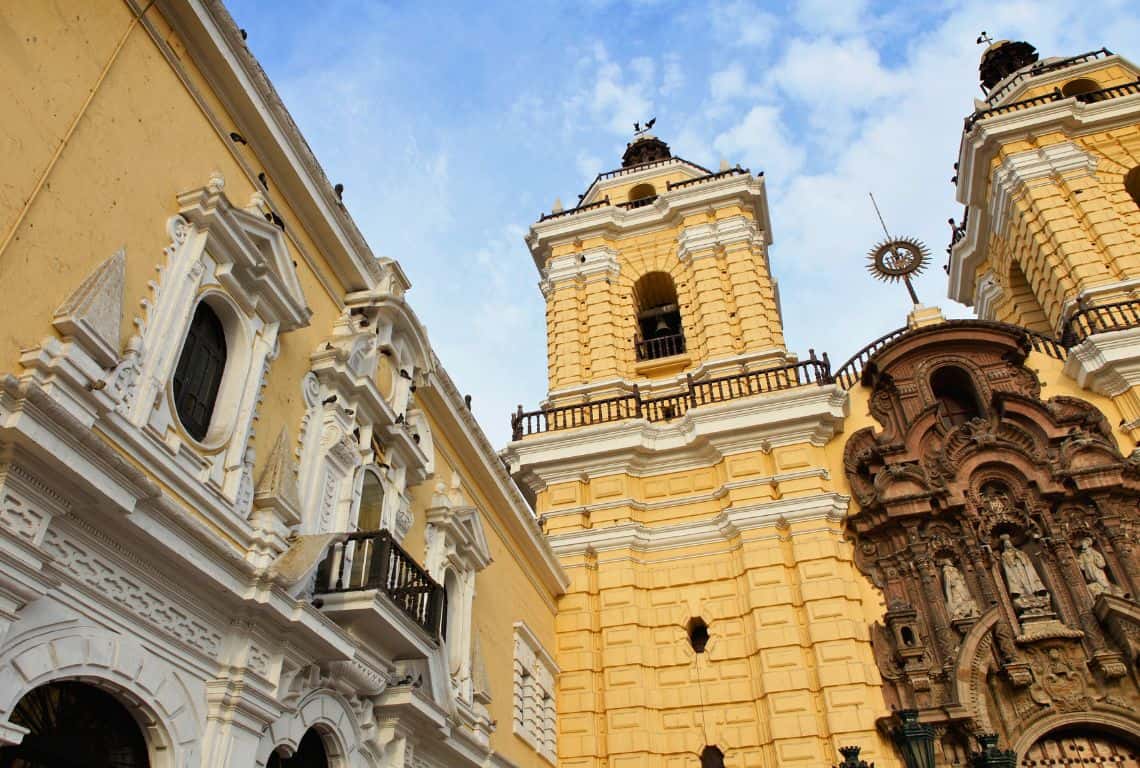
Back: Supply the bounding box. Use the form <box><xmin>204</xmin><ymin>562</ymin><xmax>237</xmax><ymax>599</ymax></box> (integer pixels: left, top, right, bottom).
<box><xmin>1013</xmin><ymin>712</ymin><xmax>1140</xmax><ymax>761</ymax></box>
<box><xmin>954</xmin><ymin>606</ymin><xmax>1003</xmax><ymax>735</ymax></box>
<box><xmin>255</xmin><ymin>689</ymin><xmax>366</xmax><ymax>768</ymax></box>
<box><xmin>0</xmin><ymin>627</ymin><xmax>200</xmax><ymax>768</ymax></box>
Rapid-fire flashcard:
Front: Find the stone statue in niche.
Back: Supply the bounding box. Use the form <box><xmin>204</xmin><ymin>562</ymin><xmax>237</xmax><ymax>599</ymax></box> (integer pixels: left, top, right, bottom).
<box><xmin>1077</xmin><ymin>537</ymin><xmax>1122</xmax><ymax>598</ymax></box>
<box><xmin>999</xmin><ymin>534</ymin><xmax>1051</xmax><ymax>615</ymax></box>
<box><xmin>941</xmin><ymin>560</ymin><xmax>980</xmax><ymax>620</ymax></box>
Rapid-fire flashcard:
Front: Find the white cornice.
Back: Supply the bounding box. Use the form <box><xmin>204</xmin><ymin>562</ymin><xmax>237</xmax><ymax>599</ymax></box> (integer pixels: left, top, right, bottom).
<box><xmin>546</xmin><ymin>492</ymin><xmax>849</xmax><ymax>555</ymax></box>
<box><xmin>973</xmin><ymin>269</ymin><xmax>1004</xmax><ymax>321</ymax></box>
<box><xmin>505</xmin><ymin>384</ymin><xmax>847</xmax><ymax>495</ymax></box>
<box><xmin>539</xmin><ymin>246</ymin><xmax>620</xmax><ymax>295</ymax></box>
<box><xmin>1063</xmin><ymin>326</ymin><xmax>1140</xmax><ymax>397</ymax></box>
<box><xmin>676</xmin><ymin>214</ymin><xmax>768</xmax><ymax>262</ymax></box>
<box><xmin>526</xmin><ymin>173</ymin><xmax>771</xmax><ymax>271</ymax></box>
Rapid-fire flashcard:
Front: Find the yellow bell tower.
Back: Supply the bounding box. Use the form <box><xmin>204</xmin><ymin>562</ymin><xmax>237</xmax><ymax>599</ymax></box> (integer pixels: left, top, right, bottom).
<box><xmin>506</xmin><ymin>133</ymin><xmax>895</xmax><ymax>768</ymax></box>
<box><xmin>949</xmin><ymin>40</ymin><xmax>1140</xmax><ymax>441</ymax></box>
<box><xmin>527</xmin><ymin>131</ymin><xmax>787</xmax><ymax>405</ymax></box>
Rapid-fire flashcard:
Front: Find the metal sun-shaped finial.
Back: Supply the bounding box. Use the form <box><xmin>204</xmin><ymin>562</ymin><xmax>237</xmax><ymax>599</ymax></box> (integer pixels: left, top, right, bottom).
<box><xmin>865</xmin><ymin>193</ymin><xmax>929</xmax><ymax>306</ymax></box>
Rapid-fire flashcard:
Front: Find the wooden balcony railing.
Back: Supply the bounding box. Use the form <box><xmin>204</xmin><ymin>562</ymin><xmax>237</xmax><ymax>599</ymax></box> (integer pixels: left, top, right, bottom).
<box><xmin>636</xmin><ymin>332</ymin><xmax>686</xmax><ymax>361</ymax></box>
<box><xmin>511</xmin><ymin>354</ymin><xmax>832</xmax><ymax>439</ymax></box>
<box><xmin>1061</xmin><ymin>298</ymin><xmax>1140</xmax><ymax>347</ymax></box>
<box><xmin>965</xmin><ymin>78</ymin><xmax>1140</xmax><ymax>131</ymax></box>
<box><xmin>985</xmin><ymin>48</ymin><xmax>1113</xmax><ymax>103</ymax></box>
<box><xmin>315</xmin><ymin>529</ymin><xmax>445</xmax><ymax>639</ymax></box>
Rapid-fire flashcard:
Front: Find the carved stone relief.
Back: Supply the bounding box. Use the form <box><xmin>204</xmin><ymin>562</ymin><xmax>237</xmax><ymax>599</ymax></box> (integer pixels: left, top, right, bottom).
<box><xmin>843</xmin><ymin>322</ymin><xmax>1140</xmax><ymax>763</ymax></box>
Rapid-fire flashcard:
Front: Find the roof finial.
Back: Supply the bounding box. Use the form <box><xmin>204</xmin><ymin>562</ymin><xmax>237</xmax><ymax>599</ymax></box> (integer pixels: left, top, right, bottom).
<box><xmin>633</xmin><ymin>117</ymin><xmax>657</xmax><ymax>138</ymax></box>
<box><xmin>865</xmin><ymin>192</ymin><xmax>929</xmax><ymax>307</ymax></box>
<box><xmin>976</xmin><ymin>30</ymin><xmax>993</xmax><ymax>46</ymax></box>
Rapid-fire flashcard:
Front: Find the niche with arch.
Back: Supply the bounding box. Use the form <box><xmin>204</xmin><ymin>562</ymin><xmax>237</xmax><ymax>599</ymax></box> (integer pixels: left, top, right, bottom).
<box><xmin>627</xmin><ymin>182</ymin><xmax>658</xmax><ymax>204</ymax></box>
<box><xmin>1061</xmin><ymin>77</ymin><xmax>1100</xmax><ymax>98</ymax></box>
<box><xmin>930</xmin><ymin>365</ymin><xmax>984</xmax><ymax>427</ymax></box>
<box><xmin>633</xmin><ymin>271</ymin><xmax>686</xmax><ymax>361</ymax></box>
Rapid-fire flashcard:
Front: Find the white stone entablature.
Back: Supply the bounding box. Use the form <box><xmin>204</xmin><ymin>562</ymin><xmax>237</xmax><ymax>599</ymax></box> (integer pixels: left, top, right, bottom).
<box><xmin>504</xmin><ymin>383</ymin><xmax>848</xmax><ymax>494</ymax></box>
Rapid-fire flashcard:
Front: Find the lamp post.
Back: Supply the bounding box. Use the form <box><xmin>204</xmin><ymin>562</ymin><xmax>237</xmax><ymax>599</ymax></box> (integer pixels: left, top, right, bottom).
<box><xmin>892</xmin><ymin>710</ymin><xmax>935</xmax><ymax>768</ymax></box>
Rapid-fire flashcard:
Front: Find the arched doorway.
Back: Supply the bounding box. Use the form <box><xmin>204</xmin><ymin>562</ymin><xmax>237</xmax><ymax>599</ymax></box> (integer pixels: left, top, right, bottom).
<box><xmin>1023</xmin><ymin>728</ymin><xmax>1140</xmax><ymax>766</ymax></box>
<box><xmin>267</xmin><ymin>728</ymin><xmax>330</xmax><ymax>768</ymax></box>
<box><xmin>0</xmin><ymin>680</ymin><xmax>150</xmax><ymax>768</ymax></box>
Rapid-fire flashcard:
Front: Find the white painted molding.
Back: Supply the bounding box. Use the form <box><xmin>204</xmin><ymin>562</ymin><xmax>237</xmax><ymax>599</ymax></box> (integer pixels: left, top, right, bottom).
<box><xmin>540</xmin><ymin>246</ymin><xmax>620</xmax><ymax>294</ymax></box>
<box><xmin>950</xmin><ymin>92</ymin><xmax>1140</xmax><ymax>304</ymax></box>
<box><xmin>973</xmin><ymin>269</ymin><xmax>1004</xmax><ymax>321</ymax></box>
<box><xmin>545</xmin><ymin>491</ymin><xmax>849</xmax><ymax>555</ymax></box>
<box><xmin>527</xmin><ymin>172</ymin><xmax>772</xmax><ymax>272</ymax></box>
<box><xmin>676</xmin><ymin>214</ymin><xmax>766</xmax><ymax>262</ymax></box>
<box><xmin>505</xmin><ymin>384</ymin><xmax>848</xmax><ymax>494</ymax></box>
<box><xmin>1063</xmin><ymin>326</ymin><xmax>1140</xmax><ymax>397</ymax></box>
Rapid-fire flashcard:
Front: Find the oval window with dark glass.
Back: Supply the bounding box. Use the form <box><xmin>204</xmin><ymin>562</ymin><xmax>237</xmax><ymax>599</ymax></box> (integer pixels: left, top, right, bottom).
<box><xmin>173</xmin><ymin>301</ymin><xmax>227</xmax><ymax>441</ymax></box>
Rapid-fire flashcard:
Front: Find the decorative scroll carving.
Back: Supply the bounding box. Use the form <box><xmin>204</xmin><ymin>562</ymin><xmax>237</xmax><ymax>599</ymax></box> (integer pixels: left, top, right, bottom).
<box><xmin>843</xmin><ymin>322</ymin><xmax>1140</xmax><ymax>762</ymax></box>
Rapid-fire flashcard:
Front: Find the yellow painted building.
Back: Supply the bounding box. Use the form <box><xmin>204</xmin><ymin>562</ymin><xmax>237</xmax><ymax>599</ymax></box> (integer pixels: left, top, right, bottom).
<box><xmin>3</xmin><ymin>5</ymin><xmax>1140</xmax><ymax>767</ymax></box>
<box><xmin>507</xmin><ymin>39</ymin><xmax>1140</xmax><ymax>768</ymax></box>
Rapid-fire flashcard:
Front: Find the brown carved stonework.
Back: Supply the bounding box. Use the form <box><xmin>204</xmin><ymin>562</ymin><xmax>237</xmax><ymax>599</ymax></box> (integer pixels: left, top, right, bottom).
<box><xmin>843</xmin><ymin>322</ymin><xmax>1140</xmax><ymax>764</ymax></box>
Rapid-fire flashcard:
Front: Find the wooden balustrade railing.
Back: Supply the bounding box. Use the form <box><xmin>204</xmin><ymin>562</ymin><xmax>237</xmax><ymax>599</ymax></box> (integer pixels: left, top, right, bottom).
<box><xmin>1062</xmin><ymin>299</ymin><xmax>1140</xmax><ymax>347</ymax></box>
<box><xmin>315</xmin><ymin>529</ymin><xmax>445</xmax><ymax>639</ymax></box>
<box><xmin>635</xmin><ymin>332</ymin><xmax>686</xmax><ymax>361</ymax></box>
<box><xmin>511</xmin><ymin>354</ymin><xmax>831</xmax><ymax>439</ymax></box>
<box><xmin>965</xmin><ymin>78</ymin><xmax>1140</xmax><ymax>131</ymax></box>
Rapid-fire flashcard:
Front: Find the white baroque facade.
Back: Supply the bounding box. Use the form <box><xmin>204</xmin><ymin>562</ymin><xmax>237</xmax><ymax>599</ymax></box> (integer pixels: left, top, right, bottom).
<box><xmin>0</xmin><ymin>2</ymin><xmax>566</xmax><ymax>767</ymax></box>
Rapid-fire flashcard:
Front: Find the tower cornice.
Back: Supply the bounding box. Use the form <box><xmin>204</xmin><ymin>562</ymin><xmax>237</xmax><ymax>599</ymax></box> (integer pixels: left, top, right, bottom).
<box><xmin>526</xmin><ymin>172</ymin><xmax>770</xmax><ymax>272</ymax></box>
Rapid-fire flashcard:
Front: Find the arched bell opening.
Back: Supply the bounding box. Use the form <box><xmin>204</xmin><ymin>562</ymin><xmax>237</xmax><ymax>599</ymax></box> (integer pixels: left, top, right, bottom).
<box><xmin>267</xmin><ymin>728</ymin><xmax>331</xmax><ymax>768</ymax></box>
<box><xmin>0</xmin><ymin>680</ymin><xmax>151</xmax><ymax>768</ymax></box>
<box><xmin>930</xmin><ymin>365</ymin><xmax>984</xmax><ymax>427</ymax></box>
<box><xmin>633</xmin><ymin>271</ymin><xmax>686</xmax><ymax>361</ymax></box>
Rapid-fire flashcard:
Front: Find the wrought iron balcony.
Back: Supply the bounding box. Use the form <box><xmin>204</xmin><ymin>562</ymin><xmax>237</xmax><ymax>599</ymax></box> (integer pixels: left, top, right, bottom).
<box><xmin>635</xmin><ymin>331</ymin><xmax>686</xmax><ymax>361</ymax></box>
<box><xmin>314</xmin><ymin>529</ymin><xmax>445</xmax><ymax>646</ymax></box>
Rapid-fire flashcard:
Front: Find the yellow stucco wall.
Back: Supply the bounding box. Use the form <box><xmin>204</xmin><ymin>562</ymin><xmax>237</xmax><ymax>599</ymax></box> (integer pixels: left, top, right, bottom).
<box><xmin>543</xmin><ymin>174</ymin><xmax>784</xmax><ymax>396</ymax></box>
<box><xmin>0</xmin><ymin>1</ymin><xmax>352</xmax><ymax>528</ymax></box>
<box><xmin>2</xmin><ymin>6</ymin><xmax>562</xmax><ymax>765</ymax></box>
<box><xmin>407</xmin><ymin>411</ymin><xmax>561</xmax><ymax>768</ymax></box>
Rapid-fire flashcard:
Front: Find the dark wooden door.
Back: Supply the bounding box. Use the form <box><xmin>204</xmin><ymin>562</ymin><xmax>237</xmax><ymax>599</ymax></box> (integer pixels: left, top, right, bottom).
<box><xmin>1023</xmin><ymin>731</ymin><xmax>1140</xmax><ymax>766</ymax></box>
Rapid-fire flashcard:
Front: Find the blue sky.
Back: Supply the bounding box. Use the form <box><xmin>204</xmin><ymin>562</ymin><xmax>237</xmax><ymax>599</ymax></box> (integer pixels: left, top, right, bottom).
<box><xmin>227</xmin><ymin>0</ymin><xmax>1138</xmax><ymax>447</ymax></box>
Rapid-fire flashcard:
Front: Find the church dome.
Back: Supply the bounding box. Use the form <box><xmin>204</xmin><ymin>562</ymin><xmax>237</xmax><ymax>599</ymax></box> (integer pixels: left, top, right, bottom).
<box><xmin>622</xmin><ymin>134</ymin><xmax>672</xmax><ymax>168</ymax></box>
<box><xmin>979</xmin><ymin>39</ymin><xmax>1039</xmax><ymax>91</ymax></box>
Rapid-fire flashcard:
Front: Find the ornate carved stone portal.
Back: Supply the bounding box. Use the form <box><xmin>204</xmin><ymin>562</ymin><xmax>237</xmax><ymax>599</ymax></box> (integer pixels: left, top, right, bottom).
<box><xmin>843</xmin><ymin>322</ymin><xmax>1140</xmax><ymax>765</ymax></box>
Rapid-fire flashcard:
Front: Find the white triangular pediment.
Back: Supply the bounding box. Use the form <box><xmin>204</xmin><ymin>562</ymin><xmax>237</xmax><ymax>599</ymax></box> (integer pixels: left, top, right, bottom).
<box><xmin>176</xmin><ymin>183</ymin><xmax>311</xmax><ymax>330</ymax></box>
